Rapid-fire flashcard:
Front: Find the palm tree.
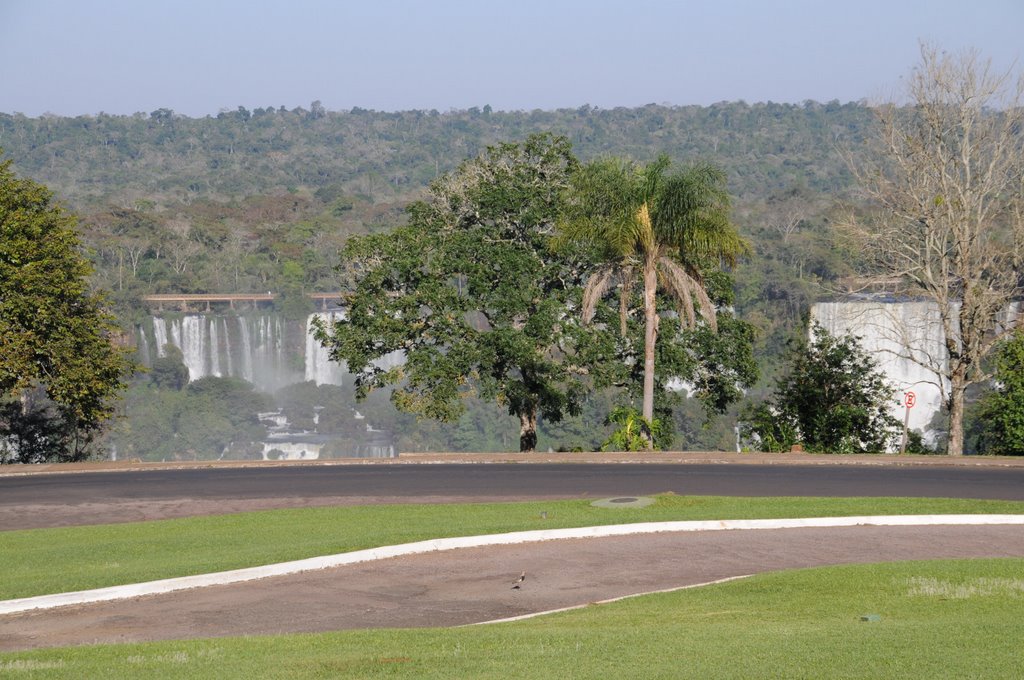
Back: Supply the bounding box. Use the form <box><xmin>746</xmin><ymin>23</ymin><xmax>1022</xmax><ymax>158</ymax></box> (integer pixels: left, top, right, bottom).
<box><xmin>560</xmin><ymin>156</ymin><xmax>747</xmax><ymax>447</ymax></box>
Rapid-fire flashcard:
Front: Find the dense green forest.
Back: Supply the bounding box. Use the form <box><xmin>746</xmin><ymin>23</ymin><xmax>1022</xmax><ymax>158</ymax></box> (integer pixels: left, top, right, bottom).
<box><xmin>0</xmin><ymin>102</ymin><xmax>876</xmax><ymax>456</ymax></box>
<box><xmin>1</xmin><ymin>101</ymin><xmax>869</xmax><ymax>346</ymax></box>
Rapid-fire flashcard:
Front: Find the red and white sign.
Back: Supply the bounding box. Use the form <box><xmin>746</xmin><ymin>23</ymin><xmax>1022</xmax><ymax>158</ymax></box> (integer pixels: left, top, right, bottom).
<box><xmin>904</xmin><ymin>391</ymin><xmax>917</xmax><ymax>409</ymax></box>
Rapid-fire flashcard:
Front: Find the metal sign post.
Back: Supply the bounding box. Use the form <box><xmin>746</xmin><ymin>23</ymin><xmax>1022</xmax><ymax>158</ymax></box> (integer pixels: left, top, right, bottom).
<box><xmin>899</xmin><ymin>391</ymin><xmax>916</xmax><ymax>455</ymax></box>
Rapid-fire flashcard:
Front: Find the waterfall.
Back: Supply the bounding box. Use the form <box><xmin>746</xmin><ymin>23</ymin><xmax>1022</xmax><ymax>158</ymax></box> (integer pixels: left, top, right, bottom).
<box><xmin>140</xmin><ymin>312</ymin><xmax>371</xmax><ymax>392</ymax></box>
<box><xmin>153</xmin><ymin>317</ymin><xmax>169</xmax><ymax>357</ymax></box>
<box><xmin>262</xmin><ymin>441</ymin><xmax>323</xmax><ymax>461</ymax></box>
<box><xmin>140</xmin><ymin>313</ymin><xmax>303</xmax><ymax>392</ymax></box>
<box><xmin>136</xmin><ymin>327</ymin><xmax>150</xmax><ymax>365</ymax></box>
<box><xmin>134</xmin><ymin>311</ymin><xmax>401</xmax><ymax>459</ymax></box>
<box><xmin>249</xmin><ymin>315</ymin><xmax>283</xmax><ymax>389</ymax></box>
<box><xmin>304</xmin><ymin>311</ymin><xmax>405</xmax><ymax>385</ymax></box>
<box><xmin>135</xmin><ymin>311</ymin><xmax>394</xmax><ymax>396</ymax></box>
<box><xmin>305</xmin><ymin>312</ymin><xmax>347</xmax><ymax>386</ymax></box>
<box><xmin>222</xmin><ymin>318</ymin><xmax>233</xmax><ymax>377</ymax></box>
<box><xmin>998</xmin><ymin>302</ymin><xmax>1021</xmax><ymax>334</ymax></box>
<box><xmin>208</xmin><ymin>317</ymin><xmax>221</xmax><ymax>377</ymax></box>
<box><xmin>237</xmin><ymin>317</ymin><xmax>253</xmax><ymax>383</ymax></box>
<box><xmin>180</xmin><ymin>315</ymin><xmax>209</xmax><ymax>380</ymax></box>
<box><xmin>811</xmin><ymin>301</ymin><xmax>948</xmax><ymax>445</ymax></box>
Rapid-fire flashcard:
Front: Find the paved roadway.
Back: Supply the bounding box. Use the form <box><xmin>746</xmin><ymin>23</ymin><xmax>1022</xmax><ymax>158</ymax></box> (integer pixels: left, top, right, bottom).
<box><xmin>3</xmin><ymin>463</ymin><xmax>1024</xmax><ymax>506</ymax></box>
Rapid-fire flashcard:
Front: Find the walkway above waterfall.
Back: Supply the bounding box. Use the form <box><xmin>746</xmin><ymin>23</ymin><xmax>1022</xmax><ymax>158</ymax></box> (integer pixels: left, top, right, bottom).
<box><xmin>143</xmin><ymin>292</ymin><xmax>344</xmax><ymax>311</ymax></box>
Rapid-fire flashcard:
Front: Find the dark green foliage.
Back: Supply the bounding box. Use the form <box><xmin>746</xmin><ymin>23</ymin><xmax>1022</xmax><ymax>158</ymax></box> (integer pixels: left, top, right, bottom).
<box><xmin>741</xmin><ymin>400</ymin><xmax>801</xmax><ymax>453</ymax></box>
<box><xmin>107</xmin><ymin>375</ymin><xmax>272</xmax><ymax>461</ymax></box>
<box><xmin>732</xmin><ymin>183</ymin><xmax>858</xmax><ymax>376</ymax></box>
<box><xmin>973</xmin><ymin>331</ymin><xmax>1024</xmax><ymax>455</ymax></box>
<box><xmin>273</xmin><ymin>381</ymin><xmax>366</xmax><ymax>437</ymax></box>
<box><xmin>149</xmin><ymin>344</ymin><xmax>189</xmax><ymax>390</ymax></box>
<box><xmin>1</xmin><ymin>104</ymin><xmax>870</xmax><ymax>327</ymax></box>
<box><xmin>2</xmin><ymin>104</ymin><xmax>872</xmax><ymax>386</ymax></box>
<box><xmin>1</xmin><ymin>103</ymin><xmax>872</xmax><ymax>210</ymax></box>
<box><xmin>0</xmin><ymin>390</ymin><xmax>100</xmax><ymax>463</ymax></box>
<box><xmin>0</xmin><ymin>105</ymin><xmax>885</xmax><ymax>455</ymax></box>
<box><xmin>0</xmin><ymin>157</ymin><xmax>133</xmax><ymax>462</ymax></box>
<box><xmin>316</xmin><ymin>134</ymin><xmax>586</xmax><ymax>451</ymax></box>
<box><xmin>742</xmin><ymin>323</ymin><xmax>901</xmax><ymax>453</ymax></box>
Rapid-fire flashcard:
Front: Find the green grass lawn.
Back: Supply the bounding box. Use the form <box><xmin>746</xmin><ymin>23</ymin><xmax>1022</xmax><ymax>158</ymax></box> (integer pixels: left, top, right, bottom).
<box><xmin>3</xmin><ymin>558</ymin><xmax>1022</xmax><ymax>678</ymax></box>
<box><xmin>3</xmin><ymin>494</ymin><xmax>1023</xmax><ymax>600</ymax></box>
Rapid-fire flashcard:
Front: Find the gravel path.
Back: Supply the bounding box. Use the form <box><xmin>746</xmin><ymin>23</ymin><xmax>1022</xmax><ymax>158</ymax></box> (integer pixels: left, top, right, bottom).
<box><xmin>2</xmin><ymin>523</ymin><xmax>1021</xmax><ymax>651</ymax></box>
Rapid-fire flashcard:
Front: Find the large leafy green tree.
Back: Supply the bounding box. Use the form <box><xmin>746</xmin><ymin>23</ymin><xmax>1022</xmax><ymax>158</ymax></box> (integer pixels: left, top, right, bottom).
<box><xmin>315</xmin><ymin>134</ymin><xmax>586</xmax><ymax>452</ymax></box>
<box><xmin>559</xmin><ymin>156</ymin><xmax>749</xmax><ymax>447</ymax></box>
<box><xmin>742</xmin><ymin>323</ymin><xmax>901</xmax><ymax>453</ymax></box>
<box><xmin>0</xmin><ymin>157</ymin><xmax>133</xmax><ymax>462</ymax></box>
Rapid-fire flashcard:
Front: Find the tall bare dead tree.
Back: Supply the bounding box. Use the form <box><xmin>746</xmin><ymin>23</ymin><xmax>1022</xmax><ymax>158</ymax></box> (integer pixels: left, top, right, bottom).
<box><xmin>846</xmin><ymin>44</ymin><xmax>1024</xmax><ymax>455</ymax></box>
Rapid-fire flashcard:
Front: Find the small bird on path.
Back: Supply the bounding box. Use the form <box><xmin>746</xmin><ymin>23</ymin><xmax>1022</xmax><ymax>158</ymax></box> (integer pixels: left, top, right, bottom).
<box><xmin>511</xmin><ymin>571</ymin><xmax>526</xmax><ymax>589</ymax></box>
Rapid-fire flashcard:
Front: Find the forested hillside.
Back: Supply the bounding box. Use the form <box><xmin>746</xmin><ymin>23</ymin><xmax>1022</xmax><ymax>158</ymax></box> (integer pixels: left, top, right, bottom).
<box><xmin>14</xmin><ymin>100</ymin><xmax>989</xmax><ymax>456</ymax></box>
<box><xmin>1</xmin><ymin>101</ymin><xmax>870</xmax><ymax>205</ymax></box>
<box><xmin>0</xmin><ymin>101</ymin><xmax>872</xmax><ymax>360</ymax></box>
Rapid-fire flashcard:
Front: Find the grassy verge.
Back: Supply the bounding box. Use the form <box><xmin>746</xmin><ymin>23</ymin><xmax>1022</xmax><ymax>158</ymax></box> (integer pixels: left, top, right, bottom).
<box><xmin>3</xmin><ymin>558</ymin><xmax>1023</xmax><ymax>678</ymax></box>
<box><xmin>3</xmin><ymin>495</ymin><xmax>1023</xmax><ymax>600</ymax></box>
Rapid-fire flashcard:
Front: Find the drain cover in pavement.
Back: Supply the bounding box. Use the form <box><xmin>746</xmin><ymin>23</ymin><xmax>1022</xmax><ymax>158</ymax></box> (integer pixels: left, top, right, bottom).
<box><xmin>591</xmin><ymin>496</ymin><xmax>654</xmax><ymax>509</ymax></box>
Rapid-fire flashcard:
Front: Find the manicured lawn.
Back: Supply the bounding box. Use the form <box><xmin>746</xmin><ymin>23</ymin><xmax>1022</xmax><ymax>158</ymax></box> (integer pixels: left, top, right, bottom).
<box><xmin>3</xmin><ymin>495</ymin><xmax>1023</xmax><ymax>600</ymax></box>
<box><xmin>3</xmin><ymin>558</ymin><xmax>1022</xmax><ymax>678</ymax></box>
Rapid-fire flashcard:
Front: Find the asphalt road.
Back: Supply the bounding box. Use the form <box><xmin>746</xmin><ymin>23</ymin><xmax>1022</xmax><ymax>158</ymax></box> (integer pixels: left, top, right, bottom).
<box><xmin>3</xmin><ymin>463</ymin><xmax>1024</xmax><ymax>506</ymax></box>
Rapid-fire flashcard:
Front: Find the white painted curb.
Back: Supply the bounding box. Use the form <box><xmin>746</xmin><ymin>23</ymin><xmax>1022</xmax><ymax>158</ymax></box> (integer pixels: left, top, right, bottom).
<box><xmin>2</xmin><ymin>514</ymin><xmax>1022</xmax><ymax>616</ymax></box>
<box><xmin>472</xmin><ymin>574</ymin><xmax>755</xmax><ymax>625</ymax></box>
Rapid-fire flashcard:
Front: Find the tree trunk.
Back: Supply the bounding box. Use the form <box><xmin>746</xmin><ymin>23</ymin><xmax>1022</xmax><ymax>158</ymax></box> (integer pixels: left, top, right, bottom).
<box><xmin>519</xmin><ymin>408</ymin><xmax>538</xmax><ymax>453</ymax></box>
<box><xmin>946</xmin><ymin>366</ymin><xmax>967</xmax><ymax>456</ymax></box>
<box><xmin>641</xmin><ymin>260</ymin><xmax>658</xmax><ymax>450</ymax></box>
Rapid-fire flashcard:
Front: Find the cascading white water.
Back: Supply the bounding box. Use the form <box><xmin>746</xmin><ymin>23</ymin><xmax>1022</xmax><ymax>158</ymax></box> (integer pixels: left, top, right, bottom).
<box><xmin>999</xmin><ymin>302</ymin><xmax>1021</xmax><ymax>334</ymax></box>
<box><xmin>248</xmin><ymin>315</ymin><xmax>284</xmax><ymax>389</ymax></box>
<box><xmin>221</xmin><ymin>318</ymin><xmax>233</xmax><ymax>377</ymax></box>
<box><xmin>208</xmin><ymin>317</ymin><xmax>221</xmax><ymax>377</ymax></box>
<box><xmin>810</xmin><ymin>301</ymin><xmax>948</xmax><ymax>445</ymax></box>
<box><xmin>135</xmin><ymin>312</ymin><xmax>399</xmax><ymax>459</ymax></box>
<box><xmin>237</xmin><ymin>317</ymin><xmax>253</xmax><ymax>383</ymax></box>
<box><xmin>153</xmin><ymin>318</ymin><xmax>169</xmax><ymax>357</ymax></box>
<box><xmin>136</xmin><ymin>327</ymin><xmax>150</xmax><ymax>365</ymax></box>
<box><xmin>141</xmin><ymin>314</ymin><xmax>301</xmax><ymax>391</ymax></box>
<box><xmin>262</xmin><ymin>442</ymin><xmax>322</xmax><ymax>460</ymax></box>
<box><xmin>142</xmin><ymin>312</ymin><xmax>391</xmax><ymax>392</ymax></box>
<box><xmin>181</xmin><ymin>315</ymin><xmax>209</xmax><ymax>380</ymax></box>
<box><xmin>375</xmin><ymin>349</ymin><xmax>405</xmax><ymax>372</ymax></box>
<box><xmin>305</xmin><ymin>311</ymin><xmax>347</xmax><ymax>386</ymax></box>
<box><xmin>304</xmin><ymin>311</ymin><xmax>405</xmax><ymax>385</ymax></box>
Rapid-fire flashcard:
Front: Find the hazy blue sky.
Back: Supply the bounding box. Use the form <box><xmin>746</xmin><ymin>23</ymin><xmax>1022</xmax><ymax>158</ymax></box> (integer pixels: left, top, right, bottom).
<box><xmin>1</xmin><ymin>0</ymin><xmax>1021</xmax><ymax>117</ymax></box>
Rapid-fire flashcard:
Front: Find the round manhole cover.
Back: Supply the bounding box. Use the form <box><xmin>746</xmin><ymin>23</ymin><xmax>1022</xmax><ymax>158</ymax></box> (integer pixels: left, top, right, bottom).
<box><xmin>590</xmin><ymin>496</ymin><xmax>654</xmax><ymax>509</ymax></box>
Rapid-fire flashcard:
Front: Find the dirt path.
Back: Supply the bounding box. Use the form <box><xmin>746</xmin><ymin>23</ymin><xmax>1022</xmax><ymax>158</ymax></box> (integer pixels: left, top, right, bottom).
<box><xmin>2</xmin><ymin>524</ymin><xmax>1022</xmax><ymax>651</ymax></box>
